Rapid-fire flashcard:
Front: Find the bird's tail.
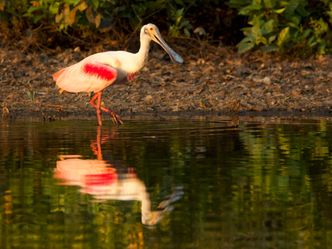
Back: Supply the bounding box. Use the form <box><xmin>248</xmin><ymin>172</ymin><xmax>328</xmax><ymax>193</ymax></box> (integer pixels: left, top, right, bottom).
<box><xmin>53</xmin><ymin>68</ymin><xmax>66</xmax><ymax>81</ymax></box>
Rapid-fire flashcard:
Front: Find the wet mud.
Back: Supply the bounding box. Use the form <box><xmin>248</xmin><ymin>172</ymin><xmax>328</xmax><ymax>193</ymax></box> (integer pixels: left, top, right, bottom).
<box><xmin>1</xmin><ymin>44</ymin><xmax>331</xmax><ymax>122</ymax></box>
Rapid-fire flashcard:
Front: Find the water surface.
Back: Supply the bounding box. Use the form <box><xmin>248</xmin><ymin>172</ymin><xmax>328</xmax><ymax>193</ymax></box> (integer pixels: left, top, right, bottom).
<box><xmin>0</xmin><ymin>119</ymin><xmax>331</xmax><ymax>249</ymax></box>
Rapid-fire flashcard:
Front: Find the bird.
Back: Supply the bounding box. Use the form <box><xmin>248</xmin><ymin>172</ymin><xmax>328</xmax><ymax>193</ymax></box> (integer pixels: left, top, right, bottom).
<box><xmin>53</xmin><ymin>23</ymin><xmax>183</xmax><ymax>126</ymax></box>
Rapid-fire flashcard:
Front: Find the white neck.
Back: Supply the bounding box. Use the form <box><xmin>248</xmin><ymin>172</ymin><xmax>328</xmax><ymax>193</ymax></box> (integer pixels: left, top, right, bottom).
<box><xmin>134</xmin><ymin>34</ymin><xmax>151</xmax><ymax>71</ymax></box>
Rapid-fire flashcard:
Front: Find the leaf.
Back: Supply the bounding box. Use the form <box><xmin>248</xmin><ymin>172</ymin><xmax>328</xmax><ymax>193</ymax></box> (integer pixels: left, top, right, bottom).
<box><xmin>263</xmin><ymin>19</ymin><xmax>275</xmax><ymax>34</ymax></box>
<box><xmin>90</xmin><ymin>0</ymin><xmax>99</xmax><ymax>9</ymax></box>
<box><xmin>228</xmin><ymin>0</ymin><xmax>251</xmax><ymax>8</ymax></box>
<box><xmin>284</xmin><ymin>0</ymin><xmax>308</xmax><ymax>20</ymax></box>
<box><xmin>31</xmin><ymin>1</ymin><xmax>40</xmax><ymax>7</ymax></box>
<box><xmin>67</xmin><ymin>9</ymin><xmax>77</xmax><ymax>25</ymax></box>
<box><xmin>310</xmin><ymin>18</ymin><xmax>328</xmax><ymax>35</ymax></box>
<box><xmin>268</xmin><ymin>34</ymin><xmax>277</xmax><ymax>43</ymax></box>
<box><xmin>77</xmin><ymin>1</ymin><xmax>88</xmax><ymax>11</ymax></box>
<box><xmin>49</xmin><ymin>3</ymin><xmax>60</xmax><ymax>15</ymax></box>
<box><xmin>239</xmin><ymin>4</ymin><xmax>262</xmax><ymax>15</ymax></box>
<box><xmin>287</xmin><ymin>20</ymin><xmax>300</xmax><ymax>29</ymax></box>
<box><xmin>263</xmin><ymin>0</ymin><xmax>276</xmax><ymax>9</ymax></box>
<box><xmin>273</xmin><ymin>8</ymin><xmax>285</xmax><ymax>14</ymax></box>
<box><xmin>65</xmin><ymin>0</ymin><xmax>81</xmax><ymax>5</ymax></box>
<box><xmin>307</xmin><ymin>36</ymin><xmax>316</xmax><ymax>47</ymax></box>
<box><xmin>85</xmin><ymin>7</ymin><xmax>95</xmax><ymax>24</ymax></box>
<box><xmin>277</xmin><ymin>27</ymin><xmax>290</xmax><ymax>47</ymax></box>
<box><xmin>55</xmin><ymin>13</ymin><xmax>63</xmax><ymax>23</ymax></box>
<box><xmin>237</xmin><ymin>37</ymin><xmax>255</xmax><ymax>53</ymax></box>
<box><xmin>63</xmin><ymin>3</ymin><xmax>77</xmax><ymax>26</ymax></box>
<box><xmin>0</xmin><ymin>0</ymin><xmax>5</xmax><ymax>11</ymax></box>
<box><xmin>184</xmin><ymin>28</ymin><xmax>191</xmax><ymax>37</ymax></box>
<box><xmin>95</xmin><ymin>13</ymin><xmax>101</xmax><ymax>28</ymax></box>
<box><xmin>256</xmin><ymin>36</ymin><xmax>268</xmax><ymax>45</ymax></box>
<box><xmin>284</xmin><ymin>0</ymin><xmax>299</xmax><ymax>17</ymax></box>
<box><xmin>250</xmin><ymin>17</ymin><xmax>264</xmax><ymax>42</ymax></box>
<box><xmin>296</xmin><ymin>0</ymin><xmax>309</xmax><ymax>17</ymax></box>
<box><xmin>302</xmin><ymin>29</ymin><xmax>311</xmax><ymax>38</ymax></box>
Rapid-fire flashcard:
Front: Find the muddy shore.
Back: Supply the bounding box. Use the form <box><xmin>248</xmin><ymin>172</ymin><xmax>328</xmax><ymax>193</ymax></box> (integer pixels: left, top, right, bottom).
<box><xmin>1</xmin><ymin>43</ymin><xmax>331</xmax><ymax>122</ymax></box>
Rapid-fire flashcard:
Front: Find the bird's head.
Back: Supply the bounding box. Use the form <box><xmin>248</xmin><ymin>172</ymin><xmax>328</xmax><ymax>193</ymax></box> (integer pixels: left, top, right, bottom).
<box><xmin>141</xmin><ymin>23</ymin><xmax>183</xmax><ymax>64</ymax></box>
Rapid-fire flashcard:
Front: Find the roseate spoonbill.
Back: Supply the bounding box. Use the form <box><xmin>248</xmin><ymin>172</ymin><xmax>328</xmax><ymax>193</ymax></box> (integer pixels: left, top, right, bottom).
<box><xmin>53</xmin><ymin>23</ymin><xmax>183</xmax><ymax>126</ymax></box>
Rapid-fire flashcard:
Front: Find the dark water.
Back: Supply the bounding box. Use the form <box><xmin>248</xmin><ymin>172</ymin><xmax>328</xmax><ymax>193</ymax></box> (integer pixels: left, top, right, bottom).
<box><xmin>0</xmin><ymin>119</ymin><xmax>331</xmax><ymax>249</ymax></box>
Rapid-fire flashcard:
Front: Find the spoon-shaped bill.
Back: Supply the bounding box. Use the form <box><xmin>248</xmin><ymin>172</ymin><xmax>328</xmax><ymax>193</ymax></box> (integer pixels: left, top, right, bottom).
<box><xmin>151</xmin><ymin>31</ymin><xmax>184</xmax><ymax>64</ymax></box>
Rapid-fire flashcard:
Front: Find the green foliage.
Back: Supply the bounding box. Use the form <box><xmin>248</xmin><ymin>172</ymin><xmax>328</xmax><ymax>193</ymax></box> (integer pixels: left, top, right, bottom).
<box><xmin>169</xmin><ymin>8</ymin><xmax>192</xmax><ymax>37</ymax></box>
<box><xmin>0</xmin><ymin>0</ymin><xmax>195</xmax><ymax>40</ymax></box>
<box><xmin>229</xmin><ymin>0</ymin><xmax>332</xmax><ymax>54</ymax></box>
<box><xmin>0</xmin><ymin>0</ymin><xmax>331</xmax><ymax>55</ymax></box>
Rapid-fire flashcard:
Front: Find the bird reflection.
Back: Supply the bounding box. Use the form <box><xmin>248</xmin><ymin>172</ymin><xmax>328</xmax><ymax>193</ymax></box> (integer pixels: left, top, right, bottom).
<box><xmin>54</xmin><ymin>126</ymin><xmax>182</xmax><ymax>226</ymax></box>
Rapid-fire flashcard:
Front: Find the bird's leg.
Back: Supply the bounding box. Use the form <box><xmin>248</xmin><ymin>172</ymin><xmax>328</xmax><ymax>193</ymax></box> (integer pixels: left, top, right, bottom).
<box><xmin>89</xmin><ymin>92</ymin><xmax>123</xmax><ymax>126</ymax></box>
<box><xmin>100</xmin><ymin>106</ymin><xmax>123</xmax><ymax>125</ymax></box>
<box><xmin>127</xmin><ymin>72</ymin><xmax>137</xmax><ymax>81</ymax></box>
<box><xmin>89</xmin><ymin>92</ymin><xmax>103</xmax><ymax>126</ymax></box>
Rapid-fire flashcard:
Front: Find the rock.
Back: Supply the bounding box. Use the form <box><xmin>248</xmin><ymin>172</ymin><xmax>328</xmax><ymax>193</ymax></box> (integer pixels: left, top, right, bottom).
<box><xmin>262</xmin><ymin>76</ymin><xmax>271</xmax><ymax>84</ymax></box>
<box><xmin>144</xmin><ymin>95</ymin><xmax>153</xmax><ymax>105</ymax></box>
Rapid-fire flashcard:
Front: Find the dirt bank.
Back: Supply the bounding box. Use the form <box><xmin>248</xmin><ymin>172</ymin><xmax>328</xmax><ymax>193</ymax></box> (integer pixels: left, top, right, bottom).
<box><xmin>1</xmin><ymin>43</ymin><xmax>331</xmax><ymax>122</ymax></box>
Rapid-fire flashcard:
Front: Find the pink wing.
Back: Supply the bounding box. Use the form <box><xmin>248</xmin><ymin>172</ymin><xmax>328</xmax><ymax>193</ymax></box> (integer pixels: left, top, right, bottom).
<box><xmin>53</xmin><ymin>61</ymin><xmax>118</xmax><ymax>93</ymax></box>
<box><xmin>82</xmin><ymin>63</ymin><xmax>117</xmax><ymax>81</ymax></box>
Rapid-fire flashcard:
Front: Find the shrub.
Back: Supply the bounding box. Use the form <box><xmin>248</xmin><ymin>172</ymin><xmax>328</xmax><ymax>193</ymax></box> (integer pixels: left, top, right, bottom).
<box><xmin>0</xmin><ymin>0</ymin><xmax>195</xmax><ymax>41</ymax></box>
<box><xmin>228</xmin><ymin>0</ymin><xmax>332</xmax><ymax>54</ymax></box>
<box><xmin>0</xmin><ymin>0</ymin><xmax>331</xmax><ymax>55</ymax></box>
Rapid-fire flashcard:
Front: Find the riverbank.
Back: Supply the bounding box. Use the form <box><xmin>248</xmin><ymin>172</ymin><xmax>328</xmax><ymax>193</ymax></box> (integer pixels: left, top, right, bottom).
<box><xmin>1</xmin><ymin>43</ymin><xmax>331</xmax><ymax>122</ymax></box>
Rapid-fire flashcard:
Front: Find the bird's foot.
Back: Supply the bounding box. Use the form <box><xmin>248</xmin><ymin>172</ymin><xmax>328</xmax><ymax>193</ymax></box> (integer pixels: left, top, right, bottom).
<box><xmin>110</xmin><ymin>111</ymin><xmax>123</xmax><ymax>126</ymax></box>
<box><xmin>99</xmin><ymin>106</ymin><xmax>123</xmax><ymax>125</ymax></box>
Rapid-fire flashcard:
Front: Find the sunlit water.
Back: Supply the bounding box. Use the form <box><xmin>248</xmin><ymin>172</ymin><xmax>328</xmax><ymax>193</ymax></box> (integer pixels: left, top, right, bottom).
<box><xmin>0</xmin><ymin>119</ymin><xmax>331</xmax><ymax>249</ymax></box>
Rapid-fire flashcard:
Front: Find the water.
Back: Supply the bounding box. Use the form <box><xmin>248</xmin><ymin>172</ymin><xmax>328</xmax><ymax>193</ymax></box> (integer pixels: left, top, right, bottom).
<box><xmin>0</xmin><ymin>119</ymin><xmax>331</xmax><ymax>249</ymax></box>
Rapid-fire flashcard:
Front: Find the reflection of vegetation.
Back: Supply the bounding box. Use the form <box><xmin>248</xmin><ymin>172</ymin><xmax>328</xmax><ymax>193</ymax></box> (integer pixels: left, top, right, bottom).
<box><xmin>239</xmin><ymin>121</ymin><xmax>331</xmax><ymax>194</ymax></box>
<box><xmin>229</xmin><ymin>120</ymin><xmax>332</xmax><ymax>248</ymax></box>
<box><xmin>0</xmin><ymin>120</ymin><xmax>331</xmax><ymax>248</ymax></box>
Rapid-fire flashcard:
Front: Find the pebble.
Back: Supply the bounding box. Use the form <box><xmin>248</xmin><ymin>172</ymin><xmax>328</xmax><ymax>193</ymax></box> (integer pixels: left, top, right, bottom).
<box><xmin>144</xmin><ymin>95</ymin><xmax>153</xmax><ymax>105</ymax></box>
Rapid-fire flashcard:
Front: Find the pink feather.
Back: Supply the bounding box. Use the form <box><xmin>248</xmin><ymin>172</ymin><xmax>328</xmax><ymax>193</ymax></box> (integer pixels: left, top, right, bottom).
<box><xmin>83</xmin><ymin>63</ymin><xmax>117</xmax><ymax>81</ymax></box>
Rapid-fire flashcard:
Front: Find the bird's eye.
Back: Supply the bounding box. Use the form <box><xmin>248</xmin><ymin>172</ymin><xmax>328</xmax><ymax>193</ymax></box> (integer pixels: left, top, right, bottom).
<box><xmin>149</xmin><ymin>27</ymin><xmax>153</xmax><ymax>31</ymax></box>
